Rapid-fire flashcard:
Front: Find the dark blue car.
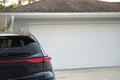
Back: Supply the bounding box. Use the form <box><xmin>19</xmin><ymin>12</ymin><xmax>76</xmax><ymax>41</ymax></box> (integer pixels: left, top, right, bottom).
<box><xmin>0</xmin><ymin>32</ymin><xmax>55</xmax><ymax>80</ymax></box>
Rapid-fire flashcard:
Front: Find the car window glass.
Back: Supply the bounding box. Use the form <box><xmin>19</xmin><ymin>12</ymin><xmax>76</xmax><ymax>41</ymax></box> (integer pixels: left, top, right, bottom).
<box><xmin>0</xmin><ymin>36</ymin><xmax>42</xmax><ymax>55</ymax></box>
<box><xmin>0</xmin><ymin>36</ymin><xmax>34</xmax><ymax>48</ymax></box>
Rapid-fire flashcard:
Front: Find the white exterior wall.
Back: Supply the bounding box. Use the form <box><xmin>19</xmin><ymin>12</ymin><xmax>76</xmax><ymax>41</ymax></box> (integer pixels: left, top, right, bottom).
<box><xmin>14</xmin><ymin>17</ymin><xmax>120</xmax><ymax>31</ymax></box>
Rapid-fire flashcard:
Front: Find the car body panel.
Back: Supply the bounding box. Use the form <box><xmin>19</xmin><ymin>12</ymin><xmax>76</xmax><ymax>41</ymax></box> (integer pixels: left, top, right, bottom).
<box><xmin>0</xmin><ymin>32</ymin><xmax>55</xmax><ymax>80</ymax></box>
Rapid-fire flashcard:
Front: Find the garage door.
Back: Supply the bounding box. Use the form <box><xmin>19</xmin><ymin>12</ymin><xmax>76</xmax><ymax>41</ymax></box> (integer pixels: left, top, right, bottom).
<box><xmin>30</xmin><ymin>23</ymin><xmax>120</xmax><ymax>69</ymax></box>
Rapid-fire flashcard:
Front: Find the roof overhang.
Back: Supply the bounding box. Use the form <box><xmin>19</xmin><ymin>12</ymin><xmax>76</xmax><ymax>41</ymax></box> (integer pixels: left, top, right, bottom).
<box><xmin>99</xmin><ymin>0</ymin><xmax>120</xmax><ymax>2</ymax></box>
<box><xmin>0</xmin><ymin>13</ymin><xmax>120</xmax><ymax>19</ymax></box>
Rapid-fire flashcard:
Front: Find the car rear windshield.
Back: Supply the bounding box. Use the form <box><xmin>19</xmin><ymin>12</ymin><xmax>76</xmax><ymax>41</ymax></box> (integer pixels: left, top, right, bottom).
<box><xmin>0</xmin><ymin>36</ymin><xmax>42</xmax><ymax>55</ymax></box>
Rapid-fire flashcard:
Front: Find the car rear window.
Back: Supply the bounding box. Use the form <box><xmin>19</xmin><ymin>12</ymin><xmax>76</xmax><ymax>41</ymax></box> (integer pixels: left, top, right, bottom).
<box><xmin>0</xmin><ymin>36</ymin><xmax>34</xmax><ymax>48</ymax></box>
<box><xmin>0</xmin><ymin>36</ymin><xmax>42</xmax><ymax>55</ymax></box>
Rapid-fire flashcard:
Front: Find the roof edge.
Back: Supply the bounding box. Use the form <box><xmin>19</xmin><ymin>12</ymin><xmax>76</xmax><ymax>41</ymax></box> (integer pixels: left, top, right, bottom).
<box><xmin>0</xmin><ymin>12</ymin><xmax>120</xmax><ymax>18</ymax></box>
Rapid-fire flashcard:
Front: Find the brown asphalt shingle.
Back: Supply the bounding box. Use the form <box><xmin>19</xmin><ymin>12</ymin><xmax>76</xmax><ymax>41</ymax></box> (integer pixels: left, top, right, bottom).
<box><xmin>5</xmin><ymin>0</ymin><xmax>120</xmax><ymax>12</ymax></box>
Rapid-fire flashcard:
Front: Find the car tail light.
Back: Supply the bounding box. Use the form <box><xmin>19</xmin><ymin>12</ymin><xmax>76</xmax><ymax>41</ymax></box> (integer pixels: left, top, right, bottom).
<box><xmin>0</xmin><ymin>57</ymin><xmax>51</xmax><ymax>64</ymax></box>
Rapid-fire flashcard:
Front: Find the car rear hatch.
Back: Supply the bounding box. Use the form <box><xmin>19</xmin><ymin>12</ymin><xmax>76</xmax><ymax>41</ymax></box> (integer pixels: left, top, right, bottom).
<box><xmin>0</xmin><ymin>36</ymin><xmax>46</xmax><ymax>79</ymax></box>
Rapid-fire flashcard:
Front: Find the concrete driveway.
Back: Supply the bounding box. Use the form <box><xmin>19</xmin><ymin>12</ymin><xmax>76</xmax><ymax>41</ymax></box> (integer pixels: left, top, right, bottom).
<box><xmin>55</xmin><ymin>67</ymin><xmax>120</xmax><ymax>80</ymax></box>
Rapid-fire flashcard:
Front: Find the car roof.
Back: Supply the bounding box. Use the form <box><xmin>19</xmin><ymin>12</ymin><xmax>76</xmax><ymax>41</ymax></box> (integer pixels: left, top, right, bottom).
<box><xmin>0</xmin><ymin>31</ymin><xmax>37</xmax><ymax>41</ymax></box>
<box><xmin>0</xmin><ymin>32</ymin><xmax>29</xmax><ymax>36</ymax></box>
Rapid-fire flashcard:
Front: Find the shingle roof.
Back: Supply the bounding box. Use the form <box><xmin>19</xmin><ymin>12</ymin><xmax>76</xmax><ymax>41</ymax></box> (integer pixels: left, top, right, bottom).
<box><xmin>5</xmin><ymin>0</ymin><xmax>120</xmax><ymax>12</ymax></box>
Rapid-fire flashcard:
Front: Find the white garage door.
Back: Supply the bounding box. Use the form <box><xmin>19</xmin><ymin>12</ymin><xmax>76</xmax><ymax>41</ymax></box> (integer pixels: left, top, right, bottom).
<box><xmin>30</xmin><ymin>23</ymin><xmax>120</xmax><ymax>69</ymax></box>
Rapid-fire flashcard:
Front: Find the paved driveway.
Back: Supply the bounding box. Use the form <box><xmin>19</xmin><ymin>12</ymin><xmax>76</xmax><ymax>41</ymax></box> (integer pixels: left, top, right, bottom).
<box><xmin>55</xmin><ymin>67</ymin><xmax>120</xmax><ymax>80</ymax></box>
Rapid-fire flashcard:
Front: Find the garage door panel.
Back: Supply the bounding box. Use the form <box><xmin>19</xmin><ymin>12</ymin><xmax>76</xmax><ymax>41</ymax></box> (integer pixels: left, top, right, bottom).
<box><xmin>30</xmin><ymin>23</ymin><xmax>120</xmax><ymax>69</ymax></box>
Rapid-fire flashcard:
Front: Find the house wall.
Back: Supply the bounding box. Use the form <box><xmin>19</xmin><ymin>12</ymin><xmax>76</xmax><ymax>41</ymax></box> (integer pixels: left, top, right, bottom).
<box><xmin>14</xmin><ymin>17</ymin><xmax>120</xmax><ymax>32</ymax></box>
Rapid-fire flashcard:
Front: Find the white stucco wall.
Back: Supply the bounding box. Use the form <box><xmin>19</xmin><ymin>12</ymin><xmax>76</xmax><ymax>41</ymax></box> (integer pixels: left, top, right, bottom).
<box><xmin>14</xmin><ymin>17</ymin><xmax>120</xmax><ymax>32</ymax></box>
